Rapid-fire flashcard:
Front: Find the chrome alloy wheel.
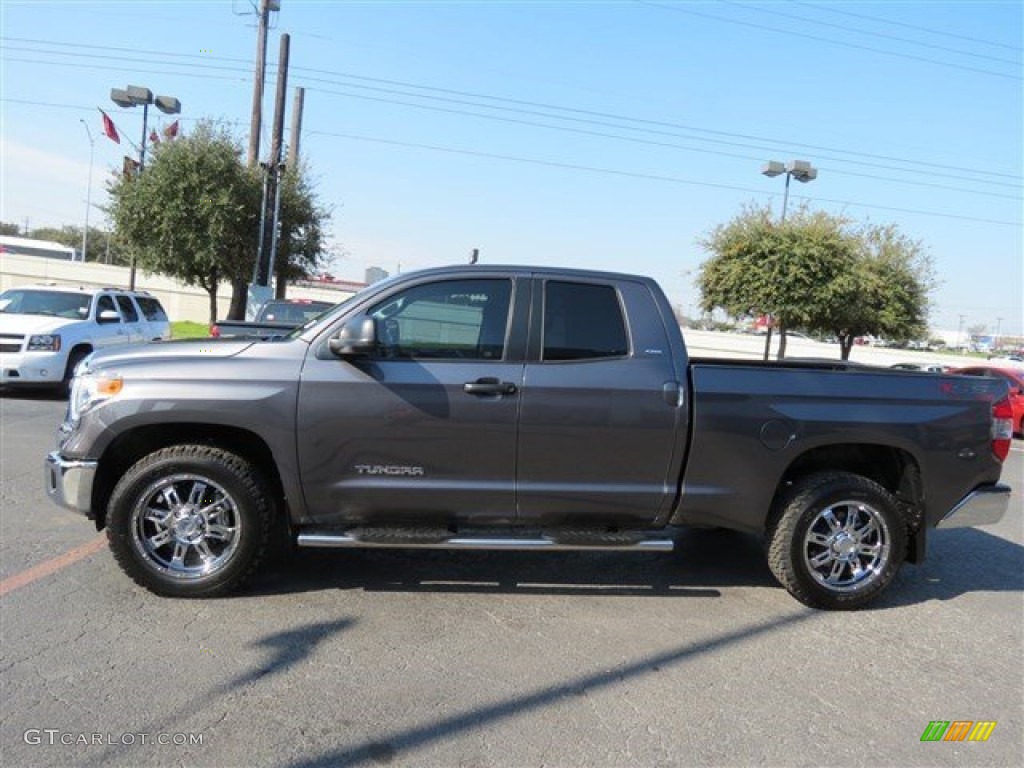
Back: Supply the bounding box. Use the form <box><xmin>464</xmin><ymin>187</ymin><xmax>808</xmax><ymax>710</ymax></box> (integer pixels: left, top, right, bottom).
<box><xmin>802</xmin><ymin>500</ymin><xmax>891</xmax><ymax>592</ymax></box>
<box><xmin>131</xmin><ymin>474</ymin><xmax>241</xmax><ymax>580</ymax></box>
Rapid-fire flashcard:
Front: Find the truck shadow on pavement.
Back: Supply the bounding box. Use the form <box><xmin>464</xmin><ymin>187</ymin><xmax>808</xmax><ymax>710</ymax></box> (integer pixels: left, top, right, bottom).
<box><xmin>249</xmin><ymin>528</ymin><xmax>771</xmax><ymax>600</ymax></box>
<box><xmin>876</xmin><ymin>526</ymin><xmax>1024</xmax><ymax>609</ymax></box>
<box><xmin>249</xmin><ymin>525</ymin><xmax>1023</xmax><ymax>609</ymax></box>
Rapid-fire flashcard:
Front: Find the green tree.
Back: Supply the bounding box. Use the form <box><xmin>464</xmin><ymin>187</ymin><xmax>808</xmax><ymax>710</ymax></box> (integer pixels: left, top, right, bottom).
<box><xmin>698</xmin><ymin>204</ymin><xmax>933</xmax><ymax>360</ymax></box>
<box><xmin>108</xmin><ymin>121</ymin><xmax>258</xmax><ymax>322</ymax></box>
<box><xmin>698</xmin><ymin>204</ymin><xmax>859</xmax><ymax>358</ymax></box>
<box><xmin>824</xmin><ymin>223</ymin><xmax>934</xmax><ymax>359</ymax></box>
<box><xmin>108</xmin><ymin>121</ymin><xmax>330</xmax><ymax>322</ymax></box>
<box><xmin>1</xmin><ymin>221</ymin><xmax>23</xmax><ymax>236</ymax></box>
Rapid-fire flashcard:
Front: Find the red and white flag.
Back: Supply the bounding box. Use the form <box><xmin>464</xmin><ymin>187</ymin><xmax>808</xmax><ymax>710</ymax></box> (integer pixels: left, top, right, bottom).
<box><xmin>149</xmin><ymin>129</ymin><xmax>160</xmax><ymax>146</ymax></box>
<box><xmin>163</xmin><ymin>119</ymin><xmax>179</xmax><ymax>140</ymax></box>
<box><xmin>99</xmin><ymin>109</ymin><xmax>120</xmax><ymax>144</ymax></box>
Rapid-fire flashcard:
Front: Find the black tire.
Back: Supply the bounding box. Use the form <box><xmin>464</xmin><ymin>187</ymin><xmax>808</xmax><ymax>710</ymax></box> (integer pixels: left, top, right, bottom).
<box><xmin>61</xmin><ymin>347</ymin><xmax>90</xmax><ymax>397</ymax></box>
<box><xmin>106</xmin><ymin>445</ymin><xmax>273</xmax><ymax>597</ymax></box>
<box><xmin>766</xmin><ymin>471</ymin><xmax>907</xmax><ymax>610</ymax></box>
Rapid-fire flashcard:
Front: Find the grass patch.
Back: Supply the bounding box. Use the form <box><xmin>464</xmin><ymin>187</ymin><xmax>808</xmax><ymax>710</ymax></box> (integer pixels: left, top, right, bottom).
<box><xmin>171</xmin><ymin>321</ymin><xmax>210</xmax><ymax>340</ymax></box>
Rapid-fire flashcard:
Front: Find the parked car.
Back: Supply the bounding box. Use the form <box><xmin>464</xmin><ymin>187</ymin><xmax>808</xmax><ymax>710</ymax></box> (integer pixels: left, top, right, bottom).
<box><xmin>952</xmin><ymin>366</ymin><xmax>1024</xmax><ymax>436</ymax></box>
<box><xmin>44</xmin><ymin>265</ymin><xmax>1012</xmax><ymax>610</ymax></box>
<box><xmin>210</xmin><ymin>298</ymin><xmax>335</xmax><ymax>339</ymax></box>
<box><xmin>0</xmin><ymin>284</ymin><xmax>170</xmax><ymax>394</ymax></box>
<box><xmin>890</xmin><ymin>363</ymin><xmax>947</xmax><ymax>373</ymax></box>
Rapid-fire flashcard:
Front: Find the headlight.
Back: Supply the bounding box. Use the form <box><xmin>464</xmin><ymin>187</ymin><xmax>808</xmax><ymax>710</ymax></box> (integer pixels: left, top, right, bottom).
<box><xmin>69</xmin><ymin>371</ymin><xmax>123</xmax><ymax>422</ymax></box>
<box><xmin>27</xmin><ymin>334</ymin><xmax>61</xmax><ymax>351</ymax></box>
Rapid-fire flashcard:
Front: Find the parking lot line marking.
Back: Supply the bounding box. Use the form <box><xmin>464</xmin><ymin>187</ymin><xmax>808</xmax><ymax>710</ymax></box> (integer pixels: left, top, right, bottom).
<box><xmin>0</xmin><ymin>536</ymin><xmax>107</xmax><ymax>597</ymax></box>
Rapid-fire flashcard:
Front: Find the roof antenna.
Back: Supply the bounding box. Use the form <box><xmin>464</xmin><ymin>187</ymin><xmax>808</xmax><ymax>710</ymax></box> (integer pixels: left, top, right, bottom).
<box><xmin>469</xmin><ymin>248</ymin><xmax>479</xmax><ymax>265</ymax></box>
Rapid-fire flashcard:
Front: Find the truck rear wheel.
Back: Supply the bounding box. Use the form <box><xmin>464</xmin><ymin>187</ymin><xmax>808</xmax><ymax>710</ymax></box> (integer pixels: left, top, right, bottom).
<box><xmin>766</xmin><ymin>472</ymin><xmax>907</xmax><ymax>610</ymax></box>
<box><xmin>106</xmin><ymin>445</ymin><xmax>272</xmax><ymax>597</ymax></box>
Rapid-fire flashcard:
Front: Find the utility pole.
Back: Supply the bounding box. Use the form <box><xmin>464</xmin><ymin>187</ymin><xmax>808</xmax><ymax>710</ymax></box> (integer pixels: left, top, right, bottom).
<box><xmin>247</xmin><ymin>0</ymin><xmax>275</xmax><ymax>168</ymax></box>
<box><xmin>275</xmin><ymin>85</ymin><xmax>305</xmax><ymax>297</ymax></box>
<box><xmin>256</xmin><ymin>32</ymin><xmax>289</xmax><ymax>288</ymax></box>
<box><xmin>287</xmin><ymin>86</ymin><xmax>304</xmax><ymax>168</ymax></box>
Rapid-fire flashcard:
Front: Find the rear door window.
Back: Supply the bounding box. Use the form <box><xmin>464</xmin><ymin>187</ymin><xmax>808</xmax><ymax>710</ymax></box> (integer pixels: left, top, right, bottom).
<box><xmin>542</xmin><ymin>281</ymin><xmax>629</xmax><ymax>361</ymax></box>
<box><xmin>115</xmin><ymin>295</ymin><xmax>140</xmax><ymax>322</ymax></box>
<box><xmin>135</xmin><ymin>296</ymin><xmax>168</xmax><ymax>322</ymax></box>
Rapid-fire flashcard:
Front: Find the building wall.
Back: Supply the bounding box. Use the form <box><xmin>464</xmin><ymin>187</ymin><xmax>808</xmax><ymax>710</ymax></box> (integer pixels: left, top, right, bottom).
<box><xmin>0</xmin><ymin>253</ymin><xmax>359</xmax><ymax>324</ymax></box>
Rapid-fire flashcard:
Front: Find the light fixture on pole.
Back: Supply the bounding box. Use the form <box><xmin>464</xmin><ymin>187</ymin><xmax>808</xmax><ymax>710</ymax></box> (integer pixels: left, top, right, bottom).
<box><xmin>110</xmin><ymin>85</ymin><xmax>181</xmax><ymax>288</ymax></box>
<box><xmin>759</xmin><ymin>159</ymin><xmax>819</xmax><ymax>360</ymax></box>
<box><xmin>762</xmin><ymin>159</ymin><xmax>818</xmax><ymax>222</ymax></box>
<box><xmin>79</xmin><ymin>119</ymin><xmax>95</xmax><ymax>262</ymax></box>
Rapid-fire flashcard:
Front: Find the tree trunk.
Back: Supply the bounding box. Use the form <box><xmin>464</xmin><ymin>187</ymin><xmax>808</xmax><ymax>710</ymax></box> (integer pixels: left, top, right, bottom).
<box><xmin>227</xmin><ymin>277</ymin><xmax>248</xmax><ymax>320</ymax></box>
<box><xmin>199</xmin><ymin>273</ymin><xmax>219</xmax><ymax>326</ymax></box>
<box><xmin>777</xmin><ymin>326</ymin><xmax>788</xmax><ymax>360</ymax></box>
<box><xmin>207</xmin><ymin>287</ymin><xmax>218</xmax><ymax>326</ymax></box>
<box><xmin>839</xmin><ymin>334</ymin><xmax>854</xmax><ymax>360</ymax></box>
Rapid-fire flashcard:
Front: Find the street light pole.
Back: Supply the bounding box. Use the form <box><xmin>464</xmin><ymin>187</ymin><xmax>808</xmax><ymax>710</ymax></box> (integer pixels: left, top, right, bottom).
<box><xmin>110</xmin><ymin>85</ymin><xmax>181</xmax><ymax>289</ymax></box>
<box><xmin>760</xmin><ymin>159</ymin><xmax>819</xmax><ymax>359</ymax></box>
<box><xmin>79</xmin><ymin>119</ymin><xmax>94</xmax><ymax>262</ymax></box>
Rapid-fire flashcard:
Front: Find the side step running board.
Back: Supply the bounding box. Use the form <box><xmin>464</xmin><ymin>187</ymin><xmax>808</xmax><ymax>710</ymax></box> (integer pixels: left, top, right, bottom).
<box><xmin>297</xmin><ymin>532</ymin><xmax>674</xmax><ymax>552</ymax></box>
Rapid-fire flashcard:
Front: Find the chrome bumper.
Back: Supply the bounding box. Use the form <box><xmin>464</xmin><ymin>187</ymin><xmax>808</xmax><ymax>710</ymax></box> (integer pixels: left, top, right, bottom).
<box><xmin>44</xmin><ymin>452</ymin><xmax>97</xmax><ymax>517</ymax></box>
<box><xmin>937</xmin><ymin>484</ymin><xmax>1012</xmax><ymax>529</ymax></box>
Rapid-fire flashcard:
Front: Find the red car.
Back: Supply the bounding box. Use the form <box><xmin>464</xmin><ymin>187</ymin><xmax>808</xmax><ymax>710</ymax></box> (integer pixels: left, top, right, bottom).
<box><xmin>952</xmin><ymin>366</ymin><xmax>1024</xmax><ymax>436</ymax></box>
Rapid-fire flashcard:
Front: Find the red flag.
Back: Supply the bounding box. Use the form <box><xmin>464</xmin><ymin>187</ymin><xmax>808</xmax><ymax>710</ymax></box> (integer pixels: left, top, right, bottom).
<box><xmin>163</xmin><ymin>119</ymin><xmax>179</xmax><ymax>140</ymax></box>
<box><xmin>99</xmin><ymin>109</ymin><xmax>120</xmax><ymax>144</ymax></box>
<box><xmin>149</xmin><ymin>129</ymin><xmax>160</xmax><ymax>145</ymax></box>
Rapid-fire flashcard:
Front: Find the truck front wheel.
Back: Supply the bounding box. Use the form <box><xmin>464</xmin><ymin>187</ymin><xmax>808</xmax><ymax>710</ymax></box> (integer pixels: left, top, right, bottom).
<box><xmin>106</xmin><ymin>445</ymin><xmax>272</xmax><ymax>597</ymax></box>
<box><xmin>766</xmin><ymin>472</ymin><xmax>907</xmax><ymax>610</ymax></box>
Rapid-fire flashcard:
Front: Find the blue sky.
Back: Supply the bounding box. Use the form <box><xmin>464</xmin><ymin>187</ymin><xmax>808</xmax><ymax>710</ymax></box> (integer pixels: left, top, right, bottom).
<box><xmin>2</xmin><ymin>0</ymin><xmax>1021</xmax><ymax>336</ymax></box>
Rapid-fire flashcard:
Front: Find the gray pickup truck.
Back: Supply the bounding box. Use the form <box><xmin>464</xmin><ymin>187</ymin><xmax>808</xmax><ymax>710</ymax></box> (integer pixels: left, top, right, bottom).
<box><xmin>209</xmin><ymin>298</ymin><xmax>334</xmax><ymax>339</ymax></box>
<box><xmin>45</xmin><ymin>265</ymin><xmax>1013</xmax><ymax>609</ymax></box>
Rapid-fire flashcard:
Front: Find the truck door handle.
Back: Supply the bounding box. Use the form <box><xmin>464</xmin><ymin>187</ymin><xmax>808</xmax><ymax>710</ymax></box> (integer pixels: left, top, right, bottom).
<box><xmin>464</xmin><ymin>377</ymin><xmax>518</xmax><ymax>396</ymax></box>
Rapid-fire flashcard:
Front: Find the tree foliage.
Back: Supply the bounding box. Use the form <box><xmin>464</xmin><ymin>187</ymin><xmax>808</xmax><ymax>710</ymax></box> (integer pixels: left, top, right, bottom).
<box><xmin>107</xmin><ymin>120</ymin><xmax>329</xmax><ymax>322</ymax></box>
<box><xmin>273</xmin><ymin>165</ymin><xmax>332</xmax><ymax>298</ymax></box>
<box><xmin>698</xmin><ymin>204</ymin><xmax>933</xmax><ymax>359</ymax></box>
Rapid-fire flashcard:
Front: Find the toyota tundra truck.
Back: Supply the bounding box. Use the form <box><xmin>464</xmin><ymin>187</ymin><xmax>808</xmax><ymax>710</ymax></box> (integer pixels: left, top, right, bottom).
<box><xmin>44</xmin><ymin>265</ymin><xmax>1013</xmax><ymax>609</ymax></box>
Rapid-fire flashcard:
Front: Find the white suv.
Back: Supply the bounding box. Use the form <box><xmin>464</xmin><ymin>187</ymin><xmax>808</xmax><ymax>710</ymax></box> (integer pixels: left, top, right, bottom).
<box><xmin>0</xmin><ymin>284</ymin><xmax>170</xmax><ymax>394</ymax></box>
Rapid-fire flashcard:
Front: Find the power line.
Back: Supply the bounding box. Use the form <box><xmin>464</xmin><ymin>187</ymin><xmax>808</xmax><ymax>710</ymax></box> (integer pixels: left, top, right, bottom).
<box><xmin>640</xmin><ymin>1</ymin><xmax>1023</xmax><ymax>81</ymax></box>
<box><xmin>3</xmin><ymin>36</ymin><xmax>1018</xmax><ymax>182</ymax></box>
<box><xmin>288</xmin><ymin>64</ymin><xmax>1021</xmax><ymax>183</ymax></box>
<box><xmin>5</xmin><ymin>53</ymin><xmax>1021</xmax><ymax>199</ymax></box>
<box><xmin>725</xmin><ymin>0</ymin><xmax>1020</xmax><ymax>66</ymax></box>
<box><xmin>301</xmin><ymin>84</ymin><xmax>1020</xmax><ymax>200</ymax></box>
<box><xmin>306</xmin><ymin>129</ymin><xmax>1021</xmax><ymax>227</ymax></box>
<box><xmin>790</xmin><ymin>0</ymin><xmax>1023</xmax><ymax>54</ymax></box>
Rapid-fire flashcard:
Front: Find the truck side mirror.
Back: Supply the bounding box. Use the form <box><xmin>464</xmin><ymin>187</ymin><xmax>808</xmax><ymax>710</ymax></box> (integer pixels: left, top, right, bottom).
<box><xmin>329</xmin><ymin>316</ymin><xmax>378</xmax><ymax>358</ymax></box>
<box><xmin>97</xmin><ymin>310</ymin><xmax>121</xmax><ymax>324</ymax></box>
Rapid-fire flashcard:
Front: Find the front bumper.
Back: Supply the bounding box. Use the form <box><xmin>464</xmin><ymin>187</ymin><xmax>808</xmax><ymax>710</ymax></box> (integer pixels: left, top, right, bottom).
<box><xmin>44</xmin><ymin>452</ymin><xmax>97</xmax><ymax>517</ymax></box>
<box><xmin>1</xmin><ymin>351</ymin><xmax>66</xmax><ymax>385</ymax></box>
<box><xmin>937</xmin><ymin>484</ymin><xmax>1012</xmax><ymax>528</ymax></box>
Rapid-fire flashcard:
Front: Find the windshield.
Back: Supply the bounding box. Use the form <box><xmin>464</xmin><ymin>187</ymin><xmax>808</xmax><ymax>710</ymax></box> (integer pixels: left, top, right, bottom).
<box><xmin>0</xmin><ymin>289</ymin><xmax>90</xmax><ymax>319</ymax></box>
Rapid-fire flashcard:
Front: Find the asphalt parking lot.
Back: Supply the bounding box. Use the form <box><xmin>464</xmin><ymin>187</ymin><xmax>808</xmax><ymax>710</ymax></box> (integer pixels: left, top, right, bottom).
<box><xmin>1</xmin><ymin>392</ymin><xmax>1021</xmax><ymax>768</ymax></box>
